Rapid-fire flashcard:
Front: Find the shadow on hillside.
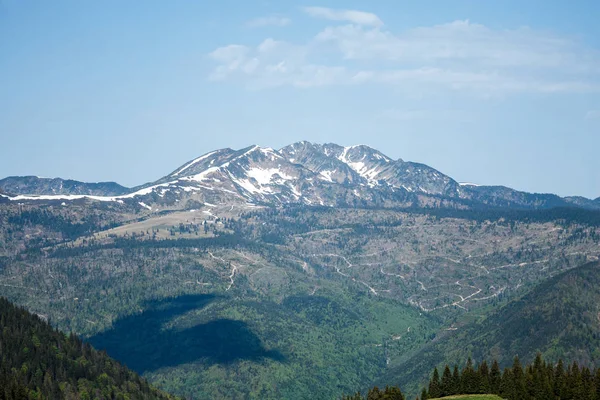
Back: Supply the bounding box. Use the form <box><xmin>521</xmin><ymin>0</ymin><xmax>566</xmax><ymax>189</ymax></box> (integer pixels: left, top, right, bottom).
<box><xmin>88</xmin><ymin>294</ymin><xmax>285</xmax><ymax>373</ymax></box>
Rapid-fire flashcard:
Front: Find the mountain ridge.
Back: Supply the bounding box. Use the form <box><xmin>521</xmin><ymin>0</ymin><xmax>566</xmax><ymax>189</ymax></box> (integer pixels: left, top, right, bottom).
<box><xmin>1</xmin><ymin>142</ymin><xmax>597</xmax><ymax>210</ymax></box>
<box><xmin>0</xmin><ymin>176</ymin><xmax>129</xmax><ymax>196</ymax></box>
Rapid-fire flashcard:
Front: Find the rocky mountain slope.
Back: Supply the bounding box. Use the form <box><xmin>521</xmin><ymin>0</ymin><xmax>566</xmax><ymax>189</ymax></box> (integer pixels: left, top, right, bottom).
<box><xmin>1</xmin><ymin>142</ymin><xmax>597</xmax><ymax>210</ymax></box>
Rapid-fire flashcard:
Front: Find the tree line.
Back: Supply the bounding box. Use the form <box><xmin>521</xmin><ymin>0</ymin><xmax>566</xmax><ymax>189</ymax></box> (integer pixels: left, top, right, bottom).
<box><xmin>345</xmin><ymin>354</ymin><xmax>600</xmax><ymax>400</ymax></box>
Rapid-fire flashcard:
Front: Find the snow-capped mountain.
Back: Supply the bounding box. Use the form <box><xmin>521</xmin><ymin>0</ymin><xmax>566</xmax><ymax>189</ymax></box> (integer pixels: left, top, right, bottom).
<box><xmin>1</xmin><ymin>142</ymin><xmax>597</xmax><ymax>211</ymax></box>
<box><xmin>280</xmin><ymin>142</ymin><xmax>461</xmax><ymax>196</ymax></box>
<box><xmin>129</xmin><ymin>141</ymin><xmax>461</xmax><ymax>208</ymax></box>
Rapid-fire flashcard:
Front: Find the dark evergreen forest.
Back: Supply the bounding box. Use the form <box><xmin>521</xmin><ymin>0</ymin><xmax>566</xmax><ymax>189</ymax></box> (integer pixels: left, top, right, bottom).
<box><xmin>0</xmin><ymin>297</ymin><xmax>177</xmax><ymax>400</ymax></box>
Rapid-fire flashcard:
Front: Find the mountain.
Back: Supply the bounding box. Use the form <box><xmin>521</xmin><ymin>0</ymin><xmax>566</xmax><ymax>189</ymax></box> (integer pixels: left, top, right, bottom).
<box><xmin>0</xmin><ymin>176</ymin><xmax>129</xmax><ymax>196</ymax></box>
<box><xmin>280</xmin><ymin>142</ymin><xmax>461</xmax><ymax>196</ymax></box>
<box><xmin>0</xmin><ymin>142</ymin><xmax>596</xmax><ymax>211</ymax></box>
<box><xmin>0</xmin><ymin>165</ymin><xmax>599</xmax><ymax>398</ymax></box>
<box><xmin>0</xmin><ymin>296</ymin><xmax>177</xmax><ymax>400</ymax></box>
<box><xmin>465</xmin><ymin>184</ymin><xmax>579</xmax><ymax>209</ymax></box>
<box><xmin>379</xmin><ymin>261</ymin><xmax>600</xmax><ymax>394</ymax></box>
<box><xmin>564</xmin><ymin>195</ymin><xmax>600</xmax><ymax>210</ymax></box>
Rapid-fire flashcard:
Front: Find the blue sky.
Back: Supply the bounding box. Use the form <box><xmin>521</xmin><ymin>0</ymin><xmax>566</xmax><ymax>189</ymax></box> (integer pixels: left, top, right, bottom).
<box><xmin>1</xmin><ymin>0</ymin><xmax>599</xmax><ymax>198</ymax></box>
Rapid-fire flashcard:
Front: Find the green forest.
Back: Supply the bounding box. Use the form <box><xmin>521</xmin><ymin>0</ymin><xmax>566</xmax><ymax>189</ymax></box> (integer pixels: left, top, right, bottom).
<box><xmin>1</xmin><ymin>202</ymin><xmax>600</xmax><ymax>399</ymax></box>
<box><xmin>0</xmin><ymin>297</ymin><xmax>177</xmax><ymax>400</ymax></box>
<box><xmin>4</xmin><ymin>290</ymin><xmax>600</xmax><ymax>400</ymax></box>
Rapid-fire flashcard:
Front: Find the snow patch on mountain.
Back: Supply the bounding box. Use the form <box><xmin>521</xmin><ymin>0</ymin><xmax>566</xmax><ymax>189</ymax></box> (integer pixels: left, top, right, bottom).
<box><xmin>172</xmin><ymin>150</ymin><xmax>218</xmax><ymax>176</ymax></box>
<box><xmin>232</xmin><ymin>177</ymin><xmax>268</xmax><ymax>195</ymax></box>
<box><xmin>259</xmin><ymin>147</ymin><xmax>283</xmax><ymax>160</ymax></box>
<box><xmin>184</xmin><ymin>167</ymin><xmax>222</xmax><ymax>182</ymax></box>
<box><xmin>246</xmin><ymin>168</ymin><xmax>292</xmax><ymax>185</ymax></box>
<box><xmin>346</xmin><ymin>161</ymin><xmax>383</xmax><ymax>182</ymax></box>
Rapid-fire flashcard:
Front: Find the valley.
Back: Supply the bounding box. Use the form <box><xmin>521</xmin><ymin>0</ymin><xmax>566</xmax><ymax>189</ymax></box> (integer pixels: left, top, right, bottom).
<box><xmin>1</xmin><ymin>142</ymin><xmax>599</xmax><ymax>399</ymax></box>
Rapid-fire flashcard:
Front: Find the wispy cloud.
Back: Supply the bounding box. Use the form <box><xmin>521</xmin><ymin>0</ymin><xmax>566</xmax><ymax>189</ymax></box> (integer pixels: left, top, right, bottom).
<box><xmin>208</xmin><ymin>39</ymin><xmax>347</xmax><ymax>88</ymax></box>
<box><xmin>586</xmin><ymin>110</ymin><xmax>600</xmax><ymax>119</ymax></box>
<box><xmin>246</xmin><ymin>15</ymin><xmax>291</xmax><ymax>28</ymax></box>
<box><xmin>303</xmin><ymin>6</ymin><xmax>383</xmax><ymax>27</ymax></box>
<box><xmin>208</xmin><ymin>10</ymin><xmax>600</xmax><ymax>95</ymax></box>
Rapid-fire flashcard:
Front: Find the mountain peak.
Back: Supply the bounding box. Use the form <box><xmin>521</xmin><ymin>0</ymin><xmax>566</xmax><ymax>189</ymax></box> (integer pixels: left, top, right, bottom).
<box><xmin>1</xmin><ymin>141</ymin><xmax>597</xmax><ymax>211</ymax></box>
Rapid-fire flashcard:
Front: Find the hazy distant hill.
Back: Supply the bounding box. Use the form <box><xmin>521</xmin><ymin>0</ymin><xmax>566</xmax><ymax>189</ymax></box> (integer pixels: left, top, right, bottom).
<box><xmin>0</xmin><ymin>176</ymin><xmax>129</xmax><ymax>196</ymax></box>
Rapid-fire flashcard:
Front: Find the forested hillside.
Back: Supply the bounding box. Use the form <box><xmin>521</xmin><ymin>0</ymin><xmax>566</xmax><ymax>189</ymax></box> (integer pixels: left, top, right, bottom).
<box><xmin>0</xmin><ymin>297</ymin><xmax>177</xmax><ymax>400</ymax></box>
<box><xmin>379</xmin><ymin>261</ymin><xmax>600</xmax><ymax>395</ymax></box>
<box><xmin>1</xmin><ymin>199</ymin><xmax>599</xmax><ymax>399</ymax></box>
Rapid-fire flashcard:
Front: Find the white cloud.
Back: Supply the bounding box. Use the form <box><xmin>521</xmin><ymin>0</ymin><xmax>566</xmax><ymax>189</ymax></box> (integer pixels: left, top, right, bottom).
<box><xmin>303</xmin><ymin>6</ymin><xmax>383</xmax><ymax>27</ymax></box>
<box><xmin>315</xmin><ymin>21</ymin><xmax>597</xmax><ymax>70</ymax></box>
<box><xmin>209</xmin><ymin>45</ymin><xmax>249</xmax><ymax>63</ymax></box>
<box><xmin>246</xmin><ymin>16</ymin><xmax>291</xmax><ymax>28</ymax></box>
<box><xmin>207</xmin><ymin>39</ymin><xmax>346</xmax><ymax>88</ymax></box>
<box><xmin>208</xmin><ymin>15</ymin><xmax>600</xmax><ymax>95</ymax></box>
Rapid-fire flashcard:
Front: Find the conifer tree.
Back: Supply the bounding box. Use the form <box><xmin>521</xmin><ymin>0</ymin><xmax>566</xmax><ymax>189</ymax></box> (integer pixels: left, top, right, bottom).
<box><xmin>451</xmin><ymin>365</ymin><xmax>461</xmax><ymax>395</ymax></box>
<box><xmin>580</xmin><ymin>365</ymin><xmax>594</xmax><ymax>400</ymax></box>
<box><xmin>461</xmin><ymin>357</ymin><xmax>478</xmax><ymax>394</ymax></box>
<box><xmin>478</xmin><ymin>359</ymin><xmax>490</xmax><ymax>394</ymax></box>
<box><xmin>512</xmin><ymin>356</ymin><xmax>527</xmax><ymax>400</ymax></box>
<box><xmin>595</xmin><ymin>368</ymin><xmax>600</xmax><ymax>400</ymax></box>
<box><xmin>554</xmin><ymin>358</ymin><xmax>567</xmax><ymax>399</ymax></box>
<box><xmin>490</xmin><ymin>360</ymin><xmax>502</xmax><ymax>394</ymax></box>
<box><xmin>500</xmin><ymin>368</ymin><xmax>515</xmax><ymax>399</ymax></box>
<box><xmin>440</xmin><ymin>365</ymin><xmax>452</xmax><ymax>397</ymax></box>
<box><xmin>570</xmin><ymin>361</ymin><xmax>584</xmax><ymax>400</ymax></box>
<box><xmin>367</xmin><ymin>386</ymin><xmax>382</xmax><ymax>400</ymax></box>
<box><xmin>383</xmin><ymin>385</ymin><xmax>404</xmax><ymax>400</ymax></box>
<box><xmin>428</xmin><ymin>367</ymin><xmax>441</xmax><ymax>398</ymax></box>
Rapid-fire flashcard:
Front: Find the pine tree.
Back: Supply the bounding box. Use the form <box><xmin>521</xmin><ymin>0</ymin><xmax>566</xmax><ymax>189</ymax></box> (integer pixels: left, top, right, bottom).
<box><xmin>451</xmin><ymin>365</ymin><xmax>461</xmax><ymax>395</ymax></box>
<box><xmin>570</xmin><ymin>361</ymin><xmax>585</xmax><ymax>400</ymax></box>
<box><xmin>500</xmin><ymin>368</ymin><xmax>515</xmax><ymax>400</ymax></box>
<box><xmin>440</xmin><ymin>365</ymin><xmax>452</xmax><ymax>397</ymax></box>
<box><xmin>595</xmin><ymin>368</ymin><xmax>600</xmax><ymax>400</ymax></box>
<box><xmin>478</xmin><ymin>360</ymin><xmax>490</xmax><ymax>394</ymax></box>
<box><xmin>490</xmin><ymin>360</ymin><xmax>502</xmax><ymax>394</ymax></box>
<box><xmin>383</xmin><ymin>386</ymin><xmax>404</xmax><ymax>400</ymax></box>
<box><xmin>581</xmin><ymin>366</ymin><xmax>594</xmax><ymax>400</ymax></box>
<box><xmin>512</xmin><ymin>356</ymin><xmax>527</xmax><ymax>400</ymax></box>
<box><xmin>367</xmin><ymin>386</ymin><xmax>383</xmax><ymax>400</ymax></box>
<box><xmin>554</xmin><ymin>359</ymin><xmax>567</xmax><ymax>399</ymax></box>
<box><xmin>428</xmin><ymin>367</ymin><xmax>441</xmax><ymax>398</ymax></box>
<box><xmin>461</xmin><ymin>357</ymin><xmax>478</xmax><ymax>394</ymax></box>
